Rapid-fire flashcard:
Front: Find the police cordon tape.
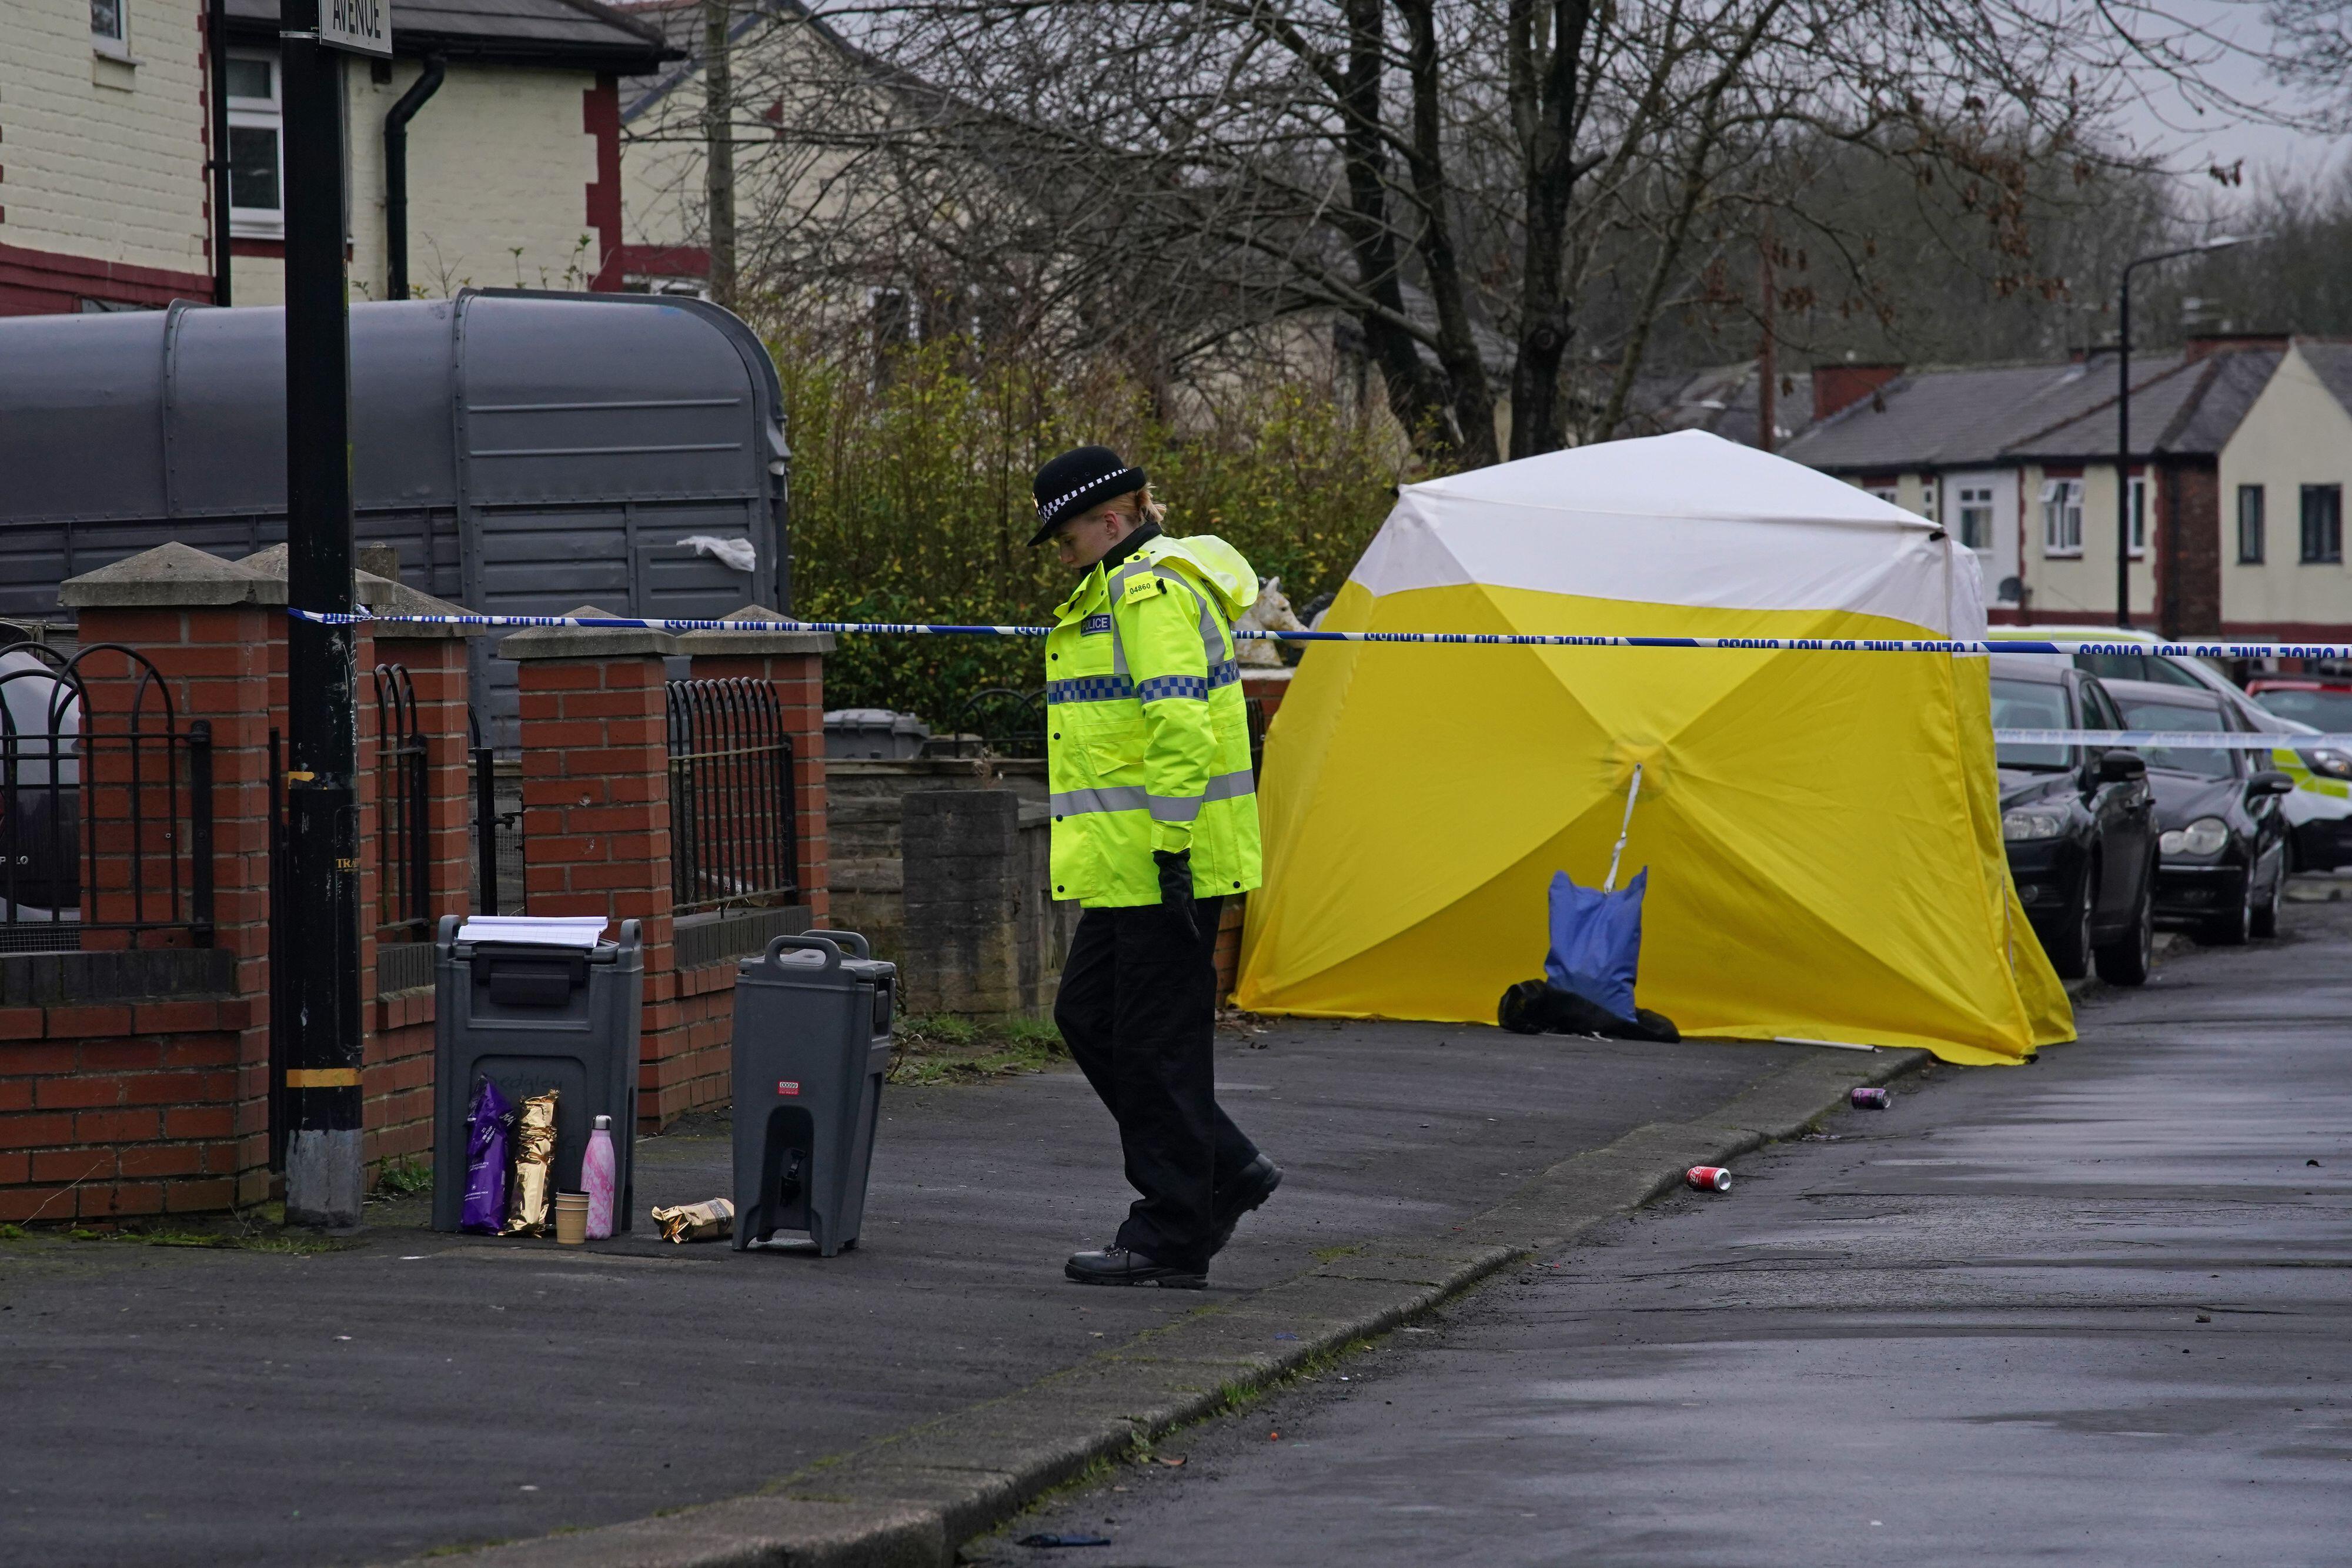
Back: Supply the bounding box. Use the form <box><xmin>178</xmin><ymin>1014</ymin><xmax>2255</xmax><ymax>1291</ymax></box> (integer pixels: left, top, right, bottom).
<box><xmin>285</xmin><ymin>605</ymin><xmax>2352</xmax><ymax>664</ymax></box>
<box><xmin>284</xmin><ymin>608</ymin><xmax>2352</xmax><ymax>750</ymax></box>
<box><xmin>1996</xmin><ymin>730</ymin><xmax>2352</xmax><ymax>748</ymax></box>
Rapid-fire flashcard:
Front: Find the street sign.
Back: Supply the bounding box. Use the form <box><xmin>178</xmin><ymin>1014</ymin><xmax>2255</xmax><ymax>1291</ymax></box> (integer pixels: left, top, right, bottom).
<box><xmin>319</xmin><ymin>0</ymin><xmax>390</xmax><ymax>56</ymax></box>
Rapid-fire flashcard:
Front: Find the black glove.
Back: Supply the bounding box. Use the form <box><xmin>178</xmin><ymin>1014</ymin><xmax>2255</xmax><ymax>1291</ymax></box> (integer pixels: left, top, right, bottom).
<box><xmin>1154</xmin><ymin>848</ymin><xmax>1199</xmax><ymax>944</ymax></box>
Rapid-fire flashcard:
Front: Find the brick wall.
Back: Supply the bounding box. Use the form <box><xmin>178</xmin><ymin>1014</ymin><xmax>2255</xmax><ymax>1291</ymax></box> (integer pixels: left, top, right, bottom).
<box><xmin>0</xmin><ymin>546</ymin><xmax>485</xmax><ymax>1226</ymax></box>
<box><xmin>361</xmin><ymin>634</ymin><xmax>473</xmax><ymax>1170</ymax></box>
<box><xmin>0</xmin><ymin>993</ymin><xmax>255</xmax><ymax>1223</ymax></box>
<box><xmin>507</xmin><ymin>613</ymin><xmax>834</xmax><ymax>1129</ymax></box>
<box><xmin>9</xmin><ymin>570</ymin><xmax>283</xmax><ymax>1221</ymax></box>
<box><xmin>6</xmin><ymin>551</ymin><xmax>840</xmax><ymax>1218</ymax></box>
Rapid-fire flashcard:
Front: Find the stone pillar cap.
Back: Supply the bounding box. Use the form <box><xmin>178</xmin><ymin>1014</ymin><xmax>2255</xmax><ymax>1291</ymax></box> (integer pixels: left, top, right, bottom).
<box><xmin>61</xmin><ymin>541</ymin><xmax>479</xmax><ymax>637</ymax></box>
<box><xmin>501</xmin><ymin>605</ymin><xmax>681</xmax><ymax>660</ymax></box>
<box><xmin>674</xmin><ymin>605</ymin><xmax>836</xmax><ymax>657</ymax></box>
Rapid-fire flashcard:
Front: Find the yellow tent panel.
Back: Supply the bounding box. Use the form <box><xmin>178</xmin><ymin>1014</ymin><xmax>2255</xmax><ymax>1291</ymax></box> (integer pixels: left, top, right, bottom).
<box><xmin>1235</xmin><ymin>432</ymin><xmax>2072</xmax><ymax>1064</ymax></box>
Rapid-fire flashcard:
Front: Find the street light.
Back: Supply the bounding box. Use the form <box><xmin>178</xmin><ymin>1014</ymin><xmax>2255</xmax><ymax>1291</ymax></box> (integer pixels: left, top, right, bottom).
<box><xmin>2115</xmin><ymin>233</ymin><xmax>2253</xmax><ymax>630</ymax></box>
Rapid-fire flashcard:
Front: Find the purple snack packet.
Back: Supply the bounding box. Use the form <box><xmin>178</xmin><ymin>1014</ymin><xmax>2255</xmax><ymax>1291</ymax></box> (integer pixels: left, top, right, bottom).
<box><xmin>460</xmin><ymin>1076</ymin><xmax>516</xmax><ymax>1234</ymax></box>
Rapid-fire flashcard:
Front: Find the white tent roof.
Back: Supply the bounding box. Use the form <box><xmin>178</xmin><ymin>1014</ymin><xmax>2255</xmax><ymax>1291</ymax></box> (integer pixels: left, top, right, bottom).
<box><xmin>1349</xmin><ymin>430</ymin><xmax>1985</xmax><ymax>637</ymax></box>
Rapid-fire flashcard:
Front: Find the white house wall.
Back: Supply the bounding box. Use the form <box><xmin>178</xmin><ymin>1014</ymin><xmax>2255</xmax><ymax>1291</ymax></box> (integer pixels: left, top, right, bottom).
<box><xmin>1</xmin><ymin>0</ymin><xmax>211</xmax><ymax>285</ymax></box>
<box><xmin>2219</xmin><ymin>343</ymin><xmax>2352</xmax><ymax>633</ymax></box>
<box><xmin>233</xmin><ymin>58</ymin><xmax>606</xmax><ymax>305</ymax></box>
<box><xmin>2018</xmin><ymin>461</ymin><xmax>2157</xmax><ymax>623</ymax></box>
<box><xmin>1939</xmin><ymin>469</ymin><xmax>2020</xmax><ymax>604</ymax></box>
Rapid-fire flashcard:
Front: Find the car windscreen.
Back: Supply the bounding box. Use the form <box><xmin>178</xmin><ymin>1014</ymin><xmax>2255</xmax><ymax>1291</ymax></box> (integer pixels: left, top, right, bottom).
<box><xmin>1991</xmin><ymin>678</ymin><xmax>2072</xmax><ymax>770</ymax></box>
<box><xmin>2113</xmin><ymin>697</ymin><xmax>2235</xmax><ymax>779</ymax></box>
<box><xmin>2253</xmin><ymin>688</ymin><xmax>2352</xmax><ymax>731</ymax></box>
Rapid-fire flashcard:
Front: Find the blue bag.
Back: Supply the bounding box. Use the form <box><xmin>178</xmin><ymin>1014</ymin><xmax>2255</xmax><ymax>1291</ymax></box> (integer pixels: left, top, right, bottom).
<box><xmin>1544</xmin><ymin>868</ymin><xmax>1647</xmax><ymax>1022</ymax></box>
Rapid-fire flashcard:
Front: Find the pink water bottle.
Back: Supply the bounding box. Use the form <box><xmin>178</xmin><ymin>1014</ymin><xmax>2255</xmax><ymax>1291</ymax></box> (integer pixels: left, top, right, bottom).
<box><xmin>583</xmin><ymin>1114</ymin><xmax>617</xmax><ymax>1239</ymax></box>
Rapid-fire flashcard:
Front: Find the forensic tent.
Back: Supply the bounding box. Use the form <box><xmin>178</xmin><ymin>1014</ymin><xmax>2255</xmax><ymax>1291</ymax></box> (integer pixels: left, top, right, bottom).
<box><xmin>1234</xmin><ymin>430</ymin><xmax>2073</xmax><ymax>1065</ymax></box>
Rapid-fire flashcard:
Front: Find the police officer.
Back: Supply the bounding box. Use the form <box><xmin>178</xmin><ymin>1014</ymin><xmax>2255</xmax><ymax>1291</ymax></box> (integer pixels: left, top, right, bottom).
<box><xmin>1032</xmin><ymin>445</ymin><xmax>1281</xmax><ymax>1288</ymax></box>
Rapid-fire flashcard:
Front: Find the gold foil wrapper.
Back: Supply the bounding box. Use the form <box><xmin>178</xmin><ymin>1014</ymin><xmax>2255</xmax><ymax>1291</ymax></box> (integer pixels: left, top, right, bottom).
<box><xmin>650</xmin><ymin>1197</ymin><xmax>734</xmax><ymax>1243</ymax></box>
<box><xmin>502</xmin><ymin>1090</ymin><xmax>559</xmax><ymax>1237</ymax></box>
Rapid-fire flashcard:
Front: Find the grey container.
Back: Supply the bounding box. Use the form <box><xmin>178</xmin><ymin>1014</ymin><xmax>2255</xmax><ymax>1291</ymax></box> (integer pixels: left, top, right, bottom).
<box><xmin>430</xmin><ymin>915</ymin><xmax>645</xmax><ymax>1235</ymax></box>
<box><xmin>731</xmin><ymin>930</ymin><xmax>896</xmax><ymax>1255</ymax></box>
<box><xmin>0</xmin><ymin>289</ymin><xmax>789</xmax><ymax>748</ymax></box>
<box><xmin>823</xmin><ymin>708</ymin><xmax>930</xmax><ymax>760</ymax></box>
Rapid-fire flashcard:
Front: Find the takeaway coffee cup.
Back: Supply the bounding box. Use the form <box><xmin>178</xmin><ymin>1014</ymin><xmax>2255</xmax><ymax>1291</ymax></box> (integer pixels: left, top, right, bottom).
<box><xmin>554</xmin><ymin>1191</ymin><xmax>590</xmax><ymax>1246</ymax></box>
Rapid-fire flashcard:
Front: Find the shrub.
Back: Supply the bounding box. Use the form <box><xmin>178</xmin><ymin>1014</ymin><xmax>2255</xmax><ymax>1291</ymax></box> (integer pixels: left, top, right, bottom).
<box><xmin>771</xmin><ymin>334</ymin><xmax>1409</xmax><ymax>726</ymax></box>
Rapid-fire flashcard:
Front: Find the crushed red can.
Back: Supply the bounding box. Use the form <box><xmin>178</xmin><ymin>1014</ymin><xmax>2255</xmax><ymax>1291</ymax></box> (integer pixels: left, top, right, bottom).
<box><xmin>1850</xmin><ymin>1086</ymin><xmax>1890</xmax><ymax>1109</ymax></box>
<box><xmin>1686</xmin><ymin>1165</ymin><xmax>1733</xmax><ymax>1192</ymax></box>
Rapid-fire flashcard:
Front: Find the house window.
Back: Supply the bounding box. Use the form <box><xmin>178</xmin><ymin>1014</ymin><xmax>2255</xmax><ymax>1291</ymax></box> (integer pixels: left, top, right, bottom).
<box><xmin>1921</xmin><ymin>481</ymin><xmax>1940</xmax><ymax>524</ymax></box>
<box><xmin>2041</xmin><ymin>478</ymin><xmax>2083</xmax><ymax>557</ymax></box>
<box><xmin>91</xmin><ymin>0</ymin><xmax>125</xmax><ymax>46</ymax></box>
<box><xmin>2127</xmin><ymin>475</ymin><xmax>2149</xmax><ymax>559</ymax></box>
<box><xmin>2238</xmin><ymin>486</ymin><xmax>2265</xmax><ymax>564</ymax></box>
<box><xmin>2303</xmin><ymin>484</ymin><xmax>2344</xmax><ymax>566</ymax></box>
<box><xmin>226</xmin><ymin>52</ymin><xmax>283</xmax><ymax>239</ymax></box>
<box><xmin>1864</xmin><ymin>481</ymin><xmax>1899</xmax><ymax>506</ymax></box>
<box><xmin>1956</xmin><ymin>485</ymin><xmax>1994</xmax><ymax>551</ymax></box>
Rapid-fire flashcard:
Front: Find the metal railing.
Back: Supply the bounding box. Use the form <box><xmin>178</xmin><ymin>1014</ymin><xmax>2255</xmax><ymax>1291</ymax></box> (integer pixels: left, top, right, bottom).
<box><xmin>929</xmin><ymin>686</ymin><xmax>1045</xmax><ymax>759</ymax></box>
<box><xmin>0</xmin><ymin>644</ymin><xmax>212</xmax><ymax>953</ymax></box>
<box><xmin>667</xmin><ymin>678</ymin><xmax>800</xmax><ymax>914</ymax></box>
<box><xmin>468</xmin><ymin>707</ymin><xmax>504</xmax><ymax>917</ymax></box>
<box><xmin>372</xmin><ymin>664</ymin><xmax>431</xmax><ymax>937</ymax></box>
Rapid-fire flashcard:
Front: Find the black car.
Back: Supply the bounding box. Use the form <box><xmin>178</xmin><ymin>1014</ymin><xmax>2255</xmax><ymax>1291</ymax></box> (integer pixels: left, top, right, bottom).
<box><xmin>2100</xmin><ymin>678</ymin><xmax>2294</xmax><ymax>945</ymax></box>
<box><xmin>1990</xmin><ymin>655</ymin><xmax>2157</xmax><ymax>984</ymax></box>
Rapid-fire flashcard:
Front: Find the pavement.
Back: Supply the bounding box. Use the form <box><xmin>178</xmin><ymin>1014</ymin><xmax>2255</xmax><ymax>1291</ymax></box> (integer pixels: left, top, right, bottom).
<box><xmin>988</xmin><ymin>905</ymin><xmax>2352</xmax><ymax>1565</ymax></box>
<box><xmin>0</xmin><ymin>1014</ymin><xmax>1870</xmax><ymax>1567</ymax></box>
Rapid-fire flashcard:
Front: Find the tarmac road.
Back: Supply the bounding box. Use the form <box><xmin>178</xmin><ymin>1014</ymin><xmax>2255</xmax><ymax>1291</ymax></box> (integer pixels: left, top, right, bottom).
<box><xmin>987</xmin><ymin>906</ymin><xmax>2352</xmax><ymax>1566</ymax></box>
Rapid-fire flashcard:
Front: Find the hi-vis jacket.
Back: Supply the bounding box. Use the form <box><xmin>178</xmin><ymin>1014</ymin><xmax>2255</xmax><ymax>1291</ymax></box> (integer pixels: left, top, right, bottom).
<box><xmin>1045</xmin><ymin>533</ymin><xmax>1265</xmax><ymax>908</ymax></box>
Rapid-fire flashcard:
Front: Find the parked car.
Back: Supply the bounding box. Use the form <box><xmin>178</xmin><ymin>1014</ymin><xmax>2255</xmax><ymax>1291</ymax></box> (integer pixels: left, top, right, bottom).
<box><xmin>1989</xmin><ymin>656</ymin><xmax>2156</xmax><ymax>984</ymax></box>
<box><xmin>1988</xmin><ymin>625</ymin><xmax>2352</xmax><ymax>871</ymax></box>
<box><xmin>2244</xmin><ymin>679</ymin><xmax>2352</xmax><ymax>862</ymax></box>
<box><xmin>0</xmin><ymin>646</ymin><xmax>80</xmax><ymax>928</ymax></box>
<box><xmin>2100</xmin><ymin>678</ymin><xmax>2294</xmax><ymax>945</ymax></box>
<box><xmin>2247</xmin><ymin>677</ymin><xmax>2352</xmax><ymax>732</ymax></box>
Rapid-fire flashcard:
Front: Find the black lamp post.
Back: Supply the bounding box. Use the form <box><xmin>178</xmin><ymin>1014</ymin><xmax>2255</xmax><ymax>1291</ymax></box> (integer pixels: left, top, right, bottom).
<box><xmin>2115</xmin><ymin>235</ymin><xmax>2251</xmax><ymax>629</ymax></box>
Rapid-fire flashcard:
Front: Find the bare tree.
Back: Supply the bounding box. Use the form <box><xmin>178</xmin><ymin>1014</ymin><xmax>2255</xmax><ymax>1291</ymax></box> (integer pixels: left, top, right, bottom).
<box><xmin>626</xmin><ymin>0</ymin><xmax>2307</xmax><ymax>463</ymax></box>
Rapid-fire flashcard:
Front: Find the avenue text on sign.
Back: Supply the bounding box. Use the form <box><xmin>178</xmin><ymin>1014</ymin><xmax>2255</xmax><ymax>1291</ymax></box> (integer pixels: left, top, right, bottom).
<box><xmin>320</xmin><ymin>0</ymin><xmax>390</xmax><ymax>56</ymax></box>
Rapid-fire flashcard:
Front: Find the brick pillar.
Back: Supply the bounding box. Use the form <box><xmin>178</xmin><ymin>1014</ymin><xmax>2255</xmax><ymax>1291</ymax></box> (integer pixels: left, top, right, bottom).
<box><xmin>362</xmin><ymin>628</ymin><xmax>473</xmax><ymax>1171</ymax></box>
<box><xmin>501</xmin><ymin>608</ymin><xmax>679</xmax><ymax>1129</ymax></box>
<box><xmin>228</xmin><ymin>543</ymin><xmax>483</xmax><ymax>1183</ymax></box>
<box><xmin>48</xmin><ymin>544</ymin><xmax>279</xmax><ymax>1212</ymax></box>
<box><xmin>677</xmin><ymin>609</ymin><xmax>833</xmax><ymax>925</ymax></box>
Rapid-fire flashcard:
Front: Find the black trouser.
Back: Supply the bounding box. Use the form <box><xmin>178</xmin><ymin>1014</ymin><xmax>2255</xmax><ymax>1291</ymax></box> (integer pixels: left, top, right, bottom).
<box><xmin>1055</xmin><ymin>894</ymin><xmax>1261</xmax><ymax>1271</ymax></box>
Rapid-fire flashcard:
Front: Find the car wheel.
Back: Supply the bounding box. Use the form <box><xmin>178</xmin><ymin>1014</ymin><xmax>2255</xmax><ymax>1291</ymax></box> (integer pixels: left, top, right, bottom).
<box><xmin>2200</xmin><ymin>868</ymin><xmax>2253</xmax><ymax>947</ymax></box>
<box><xmin>2046</xmin><ymin>863</ymin><xmax>2096</xmax><ymax>980</ymax></box>
<box><xmin>2093</xmin><ymin>865</ymin><xmax>2154</xmax><ymax>986</ymax></box>
<box><xmin>2250</xmin><ymin>858</ymin><xmax>2283</xmax><ymax>939</ymax></box>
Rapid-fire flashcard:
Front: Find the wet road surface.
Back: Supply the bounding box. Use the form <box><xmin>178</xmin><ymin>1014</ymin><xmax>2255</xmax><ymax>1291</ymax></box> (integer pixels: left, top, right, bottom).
<box><xmin>988</xmin><ymin>908</ymin><xmax>2352</xmax><ymax>1566</ymax></box>
<box><xmin>0</xmin><ymin>1020</ymin><xmax>1813</xmax><ymax>1567</ymax></box>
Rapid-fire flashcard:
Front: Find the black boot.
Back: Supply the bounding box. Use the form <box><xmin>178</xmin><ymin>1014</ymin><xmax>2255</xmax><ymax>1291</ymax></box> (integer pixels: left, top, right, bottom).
<box><xmin>1208</xmin><ymin>1155</ymin><xmax>1282</xmax><ymax>1256</ymax></box>
<box><xmin>1064</xmin><ymin>1246</ymin><xmax>1208</xmax><ymax>1289</ymax></box>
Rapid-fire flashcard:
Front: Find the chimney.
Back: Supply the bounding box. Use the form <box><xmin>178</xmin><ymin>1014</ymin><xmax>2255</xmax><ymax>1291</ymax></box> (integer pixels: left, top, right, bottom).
<box><xmin>2183</xmin><ymin>332</ymin><xmax>2290</xmax><ymax>362</ymax></box>
<box><xmin>1812</xmin><ymin>363</ymin><xmax>1902</xmax><ymax>423</ymax></box>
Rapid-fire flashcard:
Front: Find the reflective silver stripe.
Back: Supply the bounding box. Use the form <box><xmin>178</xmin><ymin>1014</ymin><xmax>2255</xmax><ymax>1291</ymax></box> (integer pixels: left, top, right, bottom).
<box><xmin>1053</xmin><ymin>768</ymin><xmax>1254</xmax><ymax>823</ymax></box>
<box><xmin>1050</xmin><ymin>786</ymin><xmax>1147</xmax><ymax>817</ymax></box>
<box><xmin>1144</xmin><ymin>768</ymin><xmax>1255</xmax><ymax>823</ymax></box>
